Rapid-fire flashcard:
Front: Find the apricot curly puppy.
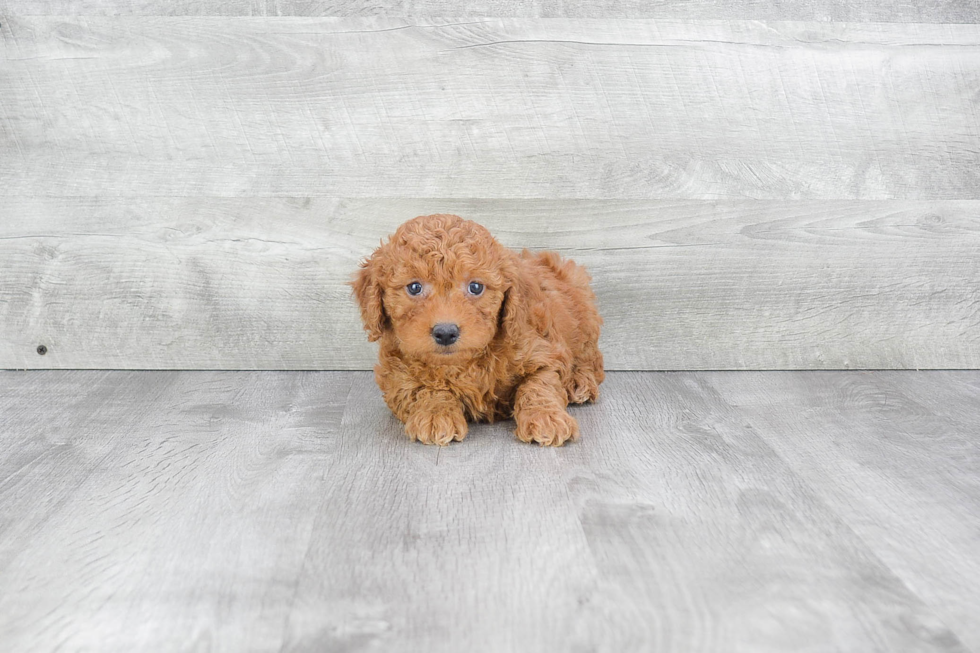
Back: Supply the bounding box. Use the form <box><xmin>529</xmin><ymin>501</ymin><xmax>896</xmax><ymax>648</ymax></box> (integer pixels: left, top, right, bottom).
<box><xmin>352</xmin><ymin>214</ymin><xmax>604</xmax><ymax>447</ymax></box>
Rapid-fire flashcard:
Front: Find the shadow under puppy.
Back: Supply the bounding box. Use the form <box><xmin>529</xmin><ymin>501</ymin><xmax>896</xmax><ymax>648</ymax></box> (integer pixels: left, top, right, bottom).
<box><xmin>352</xmin><ymin>214</ymin><xmax>604</xmax><ymax>446</ymax></box>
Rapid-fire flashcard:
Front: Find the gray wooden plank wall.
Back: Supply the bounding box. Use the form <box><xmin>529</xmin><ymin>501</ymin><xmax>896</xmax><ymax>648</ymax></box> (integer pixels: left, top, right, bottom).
<box><xmin>1</xmin><ymin>13</ymin><xmax>979</xmax><ymax>370</ymax></box>
<box><xmin>2</xmin><ymin>0</ymin><xmax>979</xmax><ymax>21</ymax></box>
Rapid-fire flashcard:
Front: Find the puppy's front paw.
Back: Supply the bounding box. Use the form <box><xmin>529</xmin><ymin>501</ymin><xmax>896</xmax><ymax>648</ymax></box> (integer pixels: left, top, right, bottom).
<box><xmin>515</xmin><ymin>409</ymin><xmax>580</xmax><ymax>447</ymax></box>
<box><xmin>405</xmin><ymin>408</ymin><xmax>468</xmax><ymax>446</ymax></box>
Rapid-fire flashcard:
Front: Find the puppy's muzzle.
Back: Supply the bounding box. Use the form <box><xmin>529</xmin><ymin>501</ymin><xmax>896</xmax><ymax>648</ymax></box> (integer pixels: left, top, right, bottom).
<box><xmin>431</xmin><ymin>323</ymin><xmax>460</xmax><ymax>347</ymax></box>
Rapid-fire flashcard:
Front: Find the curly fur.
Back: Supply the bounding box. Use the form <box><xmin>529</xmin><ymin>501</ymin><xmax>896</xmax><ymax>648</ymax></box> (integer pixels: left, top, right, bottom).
<box><xmin>352</xmin><ymin>214</ymin><xmax>604</xmax><ymax>446</ymax></box>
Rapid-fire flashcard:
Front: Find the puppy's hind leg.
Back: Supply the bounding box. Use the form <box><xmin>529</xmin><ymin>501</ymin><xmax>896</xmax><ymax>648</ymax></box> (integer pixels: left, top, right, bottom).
<box><xmin>568</xmin><ymin>366</ymin><xmax>600</xmax><ymax>404</ymax></box>
<box><xmin>568</xmin><ymin>347</ymin><xmax>604</xmax><ymax>405</ymax></box>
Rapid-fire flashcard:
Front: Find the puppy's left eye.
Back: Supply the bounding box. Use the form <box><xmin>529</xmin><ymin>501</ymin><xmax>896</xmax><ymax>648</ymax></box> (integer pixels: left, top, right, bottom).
<box><xmin>467</xmin><ymin>281</ymin><xmax>484</xmax><ymax>296</ymax></box>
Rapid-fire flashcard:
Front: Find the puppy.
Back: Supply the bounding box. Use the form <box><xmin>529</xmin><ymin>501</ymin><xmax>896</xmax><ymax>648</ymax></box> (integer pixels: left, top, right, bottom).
<box><xmin>352</xmin><ymin>214</ymin><xmax>604</xmax><ymax>446</ymax></box>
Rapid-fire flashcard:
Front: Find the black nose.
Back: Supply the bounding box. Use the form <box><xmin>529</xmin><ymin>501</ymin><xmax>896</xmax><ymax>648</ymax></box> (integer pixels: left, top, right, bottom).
<box><xmin>431</xmin><ymin>323</ymin><xmax>460</xmax><ymax>346</ymax></box>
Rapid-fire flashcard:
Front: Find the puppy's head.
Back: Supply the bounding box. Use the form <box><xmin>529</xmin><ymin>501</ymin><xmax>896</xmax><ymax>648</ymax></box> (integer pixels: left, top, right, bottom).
<box><xmin>352</xmin><ymin>214</ymin><xmax>519</xmax><ymax>361</ymax></box>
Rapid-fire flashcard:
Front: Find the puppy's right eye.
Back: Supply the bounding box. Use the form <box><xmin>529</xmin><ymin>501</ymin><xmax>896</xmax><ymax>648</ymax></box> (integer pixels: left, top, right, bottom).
<box><xmin>406</xmin><ymin>282</ymin><xmax>423</xmax><ymax>296</ymax></box>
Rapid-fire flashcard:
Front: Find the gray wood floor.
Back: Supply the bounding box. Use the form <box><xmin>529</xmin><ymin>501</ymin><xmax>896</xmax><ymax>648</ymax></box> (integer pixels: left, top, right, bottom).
<box><xmin>1</xmin><ymin>370</ymin><xmax>978</xmax><ymax>652</ymax></box>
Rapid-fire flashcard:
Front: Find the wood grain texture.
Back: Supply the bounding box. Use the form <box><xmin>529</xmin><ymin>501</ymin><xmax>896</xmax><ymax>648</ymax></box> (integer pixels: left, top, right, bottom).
<box><xmin>2</xmin><ymin>0</ymin><xmax>978</xmax><ymax>22</ymax></box>
<box><xmin>0</xmin><ymin>371</ymin><xmax>175</xmax><ymax>575</ymax></box>
<box><xmin>2</xmin><ymin>198</ymin><xmax>978</xmax><ymax>370</ymax></box>
<box><xmin>2</xmin><ymin>18</ymin><xmax>979</xmax><ymax>199</ymax></box>
<box><xmin>1</xmin><ymin>370</ymin><xmax>977</xmax><ymax>651</ymax></box>
<box><xmin>0</xmin><ymin>370</ymin><xmax>352</xmax><ymax>652</ymax></box>
<box><xmin>561</xmin><ymin>372</ymin><xmax>970</xmax><ymax>652</ymax></box>
<box><xmin>707</xmin><ymin>370</ymin><xmax>980</xmax><ymax>651</ymax></box>
<box><xmin>282</xmin><ymin>372</ymin><xmax>600</xmax><ymax>652</ymax></box>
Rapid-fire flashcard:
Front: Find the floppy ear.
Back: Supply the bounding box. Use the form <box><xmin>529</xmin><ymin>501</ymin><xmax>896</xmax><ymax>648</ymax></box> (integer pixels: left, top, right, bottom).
<box><xmin>351</xmin><ymin>250</ymin><xmax>388</xmax><ymax>342</ymax></box>
<box><xmin>499</xmin><ymin>253</ymin><xmax>532</xmax><ymax>341</ymax></box>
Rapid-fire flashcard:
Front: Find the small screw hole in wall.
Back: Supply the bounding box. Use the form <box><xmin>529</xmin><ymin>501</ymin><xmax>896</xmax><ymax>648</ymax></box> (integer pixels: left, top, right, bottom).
<box><xmin>37</xmin><ymin>345</ymin><xmax>48</xmax><ymax>356</ymax></box>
